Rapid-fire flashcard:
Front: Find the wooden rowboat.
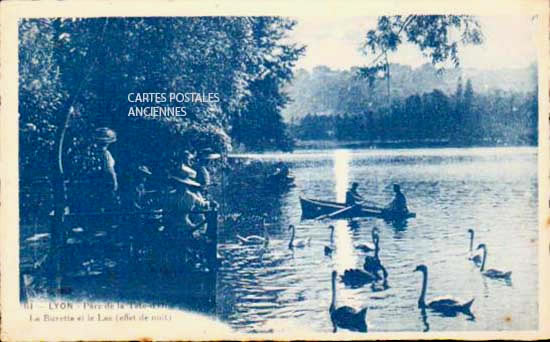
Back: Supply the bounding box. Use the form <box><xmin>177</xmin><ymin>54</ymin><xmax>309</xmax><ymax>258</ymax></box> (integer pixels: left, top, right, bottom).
<box><xmin>299</xmin><ymin>197</ymin><xmax>416</xmax><ymax>221</ymax></box>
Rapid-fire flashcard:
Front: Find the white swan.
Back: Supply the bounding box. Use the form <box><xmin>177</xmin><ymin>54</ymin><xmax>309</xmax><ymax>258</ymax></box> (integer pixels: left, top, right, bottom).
<box><xmin>363</xmin><ymin>234</ymin><xmax>381</xmax><ymax>271</ymax></box>
<box><xmin>476</xmin><ymin>244</ymin><xmax>512</xmax><ymax>279</ymax></box>
<box><xmin>355</xmin><ymin>227</ymin><xmax>379</xmax><ymax>253</ymax></box>
<box><xmin>289</xmin><ymin>224</ymin><xmax>311</xmax><ymax>249</ymax></box>
<box><xmin>236</xmin><ymin>224</ymin><xmax>268</xmax><ymax>246</ymax></box>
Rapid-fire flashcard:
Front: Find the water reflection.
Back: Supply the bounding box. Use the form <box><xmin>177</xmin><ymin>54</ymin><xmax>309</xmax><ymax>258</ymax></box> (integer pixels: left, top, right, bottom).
<box><xmin>218</xmin><ymin>147</ymin><xmax>537</xmax><ymax>332</ymax></box>
<box><xmin>387</xmin><ymin>218</ymin><xmax>408</xmax><ymax>232</ymax></box>
<box><xmin>420</xmin><ymin>308</ymin><xmax>430</xmax><ymax>332</ymax></box>
<box><xmin>332</xmin><ymin>150</ymin><xmax>356</xmax><ymax>273</ymax></box>
<box><xmin>347</xmin><ymin>220</ymin><xmax>360</xmax><ymax>232</ymax></box>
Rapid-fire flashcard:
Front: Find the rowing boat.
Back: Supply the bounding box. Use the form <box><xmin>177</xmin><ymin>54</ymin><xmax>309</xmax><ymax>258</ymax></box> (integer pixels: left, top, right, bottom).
<box><xmin>299</xmin><ymin>197</ymin><xmax>416</xmax><ymax>221</ymax></box>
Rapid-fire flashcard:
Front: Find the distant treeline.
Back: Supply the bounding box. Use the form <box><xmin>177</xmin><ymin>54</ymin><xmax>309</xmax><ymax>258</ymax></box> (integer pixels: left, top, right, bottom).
<box><xmin>289</xmin><ymin>78</ymin><xmax>537</xmax><ymax>146</ymax></box>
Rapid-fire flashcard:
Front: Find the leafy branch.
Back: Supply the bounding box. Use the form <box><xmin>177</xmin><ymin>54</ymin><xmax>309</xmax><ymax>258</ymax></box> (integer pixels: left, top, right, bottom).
<box><xmin>358</xmin><ymin>15</ymin><xmax>484</xmax><ymax>85</ymax></box>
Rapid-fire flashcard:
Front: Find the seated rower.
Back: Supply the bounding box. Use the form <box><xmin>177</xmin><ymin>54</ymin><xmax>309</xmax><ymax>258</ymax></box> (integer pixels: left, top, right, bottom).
<box><xmin>386</xmin><ymin>184</ymin><xmax>408</xmax><ymax>213</ymax></box>
<box><xmin>345</xmin><ymin>182</ymin><xmax>364</xmax><ymax>207</ymax></box>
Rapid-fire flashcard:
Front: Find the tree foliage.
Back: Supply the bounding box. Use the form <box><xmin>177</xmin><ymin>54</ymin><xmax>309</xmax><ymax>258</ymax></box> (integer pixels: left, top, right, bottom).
<box><xmin>231</xmin><ymin>17</ymin><xmax>305</xmax><ymax>151</ymax></box>
<box><xmin>18</xmin><ymin>17</ymin><xmax>303</xmax><ymax>216</ymax></box>
<box><xmin>358</xmin><ymin>15</ymin><xmax>484</xmax><ymax>84</ymax></box>
<box><xmin>19</xmin><ymin>17</ymin><xmax>303</xmax><ymax>172</ymax></box>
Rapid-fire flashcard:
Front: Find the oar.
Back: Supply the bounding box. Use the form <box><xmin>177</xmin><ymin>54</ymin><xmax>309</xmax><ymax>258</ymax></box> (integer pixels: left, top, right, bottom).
<box><xmin>313</xmin><ymin>205</ymin><xmax>358</xmax><ymax>220</ymax></box>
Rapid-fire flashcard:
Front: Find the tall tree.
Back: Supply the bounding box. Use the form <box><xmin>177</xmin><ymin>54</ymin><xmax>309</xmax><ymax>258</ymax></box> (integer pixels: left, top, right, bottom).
<box><xmin>231</xmin><ymin>17</ymin><xmax>305</xmax><ymax>151</ymax></box>
<box><xmin>463</xmin><ymin>78</ymin><xmax>475</xmax><ymax>140</ymax></box>
<box><xmin>452</xmin><ymin>76</ymin><xmax>464</xmax><ymax>139</ymax></box>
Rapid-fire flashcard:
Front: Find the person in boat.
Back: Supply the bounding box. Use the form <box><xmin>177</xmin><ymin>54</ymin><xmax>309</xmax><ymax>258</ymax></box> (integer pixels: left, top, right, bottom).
<box><xmin>386</xmin><ymin>184</ymin><xmax>408</xmax><ymax>214</ymax></box>
<box><xmin>345</xmin><ymin>182</ymin><xmax>364</xmax><ymax>207</ymax></box>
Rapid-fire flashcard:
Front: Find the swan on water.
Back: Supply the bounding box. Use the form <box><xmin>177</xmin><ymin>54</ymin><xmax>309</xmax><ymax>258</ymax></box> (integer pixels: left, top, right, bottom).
<box><xmin>342</xmin><ymin>233</ymin><xmax>387</xmax><ymax>288</ymax></box>
<box><xmin>476</xmin><ymin>244</ymin><xmax>512</xmax><ymax>279</ymax></box>
<box><xmin>467</xmin><ymin>229</ymin><xmax>482</xmax><ymax>267</ymax></box>
<box><xmin>414</xmin><ymin>264</ymin><xmax>474</xmax><ymax>316</ymax></box>
<box><xmin>236</xmin><ymin>224</ymin><xmax>268</xmax><ymax>246</ymax></box>
<box><xmin>355</xmin><ymin>227</ymin><xmax>379</xmax><ymax>253</ymax></box>
<box><xmin>329</xmin><ymin>270</ymin><xmax>368</xmax><ymax>333</ymax></box>
<box><xmin>363</xmin><ymin>234</ymin><xmax>386</xmax><ymax>279</ymax></box>
<box><xmin>289</xmin><ymin>224</ymin><xmax>311</xmax><ymax>249</ymax></box>
<box><xmin>340</xmin><ymin>268</ymin><xmax>380</xmax><ymax>288</ymax></box>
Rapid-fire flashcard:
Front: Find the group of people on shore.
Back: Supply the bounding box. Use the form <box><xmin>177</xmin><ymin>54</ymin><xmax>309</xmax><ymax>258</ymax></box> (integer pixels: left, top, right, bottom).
<box><xmin>67</xmin><ymin>127</ymin><xmax>221</xmax><ymax>244</ymax></box>
<box><xmin>133</xmin><ymin>152</ymin><xmax>222</xmax><ymax>248</ymax></box>
<box><xmin>141</xmin><ymin>148</ymin><xmax>221</xmax><ymax>238</ymax></box>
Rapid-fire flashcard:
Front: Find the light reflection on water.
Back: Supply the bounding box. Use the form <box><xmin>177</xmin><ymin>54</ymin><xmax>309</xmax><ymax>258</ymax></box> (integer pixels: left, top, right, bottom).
<box><xmin>332</xmin><ymin>150</ymin><xmax>356</xmax><ymax>273</ymax></box>
<box><xmin>218</xmin><ymin>147</ymin><xmax>538</xmax><ymax>333</ymax></box>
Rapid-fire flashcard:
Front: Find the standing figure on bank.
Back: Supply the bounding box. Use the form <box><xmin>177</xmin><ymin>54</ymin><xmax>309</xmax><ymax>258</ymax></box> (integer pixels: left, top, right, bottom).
<box><xmin>76</xmin><ymin>127</ymin><xmax>119</xmax><ymax>213</ymax></box>
<box><xmin>195</xmin><ymin>148</ymin><xmax>221</xmax><ymax>207</ymax></box>
<box><xmin>196</xmin><ymin>148</ymin><xmax>215</xmax><ymax>189</ymax></box>
<box><xmin>95</xmin><ymin>127</ymin><xmax>118</xmax><ymax>190</ymax></box>
<box><xmin>131</xmin><ymin>165</ymin><xmax>164</xmax><ymax>260</ymax></box>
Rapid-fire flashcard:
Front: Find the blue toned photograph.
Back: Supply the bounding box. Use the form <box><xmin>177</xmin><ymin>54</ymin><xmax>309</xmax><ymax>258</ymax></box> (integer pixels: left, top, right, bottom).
<box><xmin>19</xmin><ymin>15</ymin><xmax>538</xmax><ymax>333</ymax></box>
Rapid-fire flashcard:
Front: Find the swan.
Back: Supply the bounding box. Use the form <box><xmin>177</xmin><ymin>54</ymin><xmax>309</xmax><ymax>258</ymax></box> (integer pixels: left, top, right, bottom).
<box><xmin>236</xmin><ymin>225</ymin><xmax>268</xmax><ymax>246</ymax></box>
<box><xmin>414</xmin><ymin>264</ymin><xmax>474</xmax><ymax>316</ymax></box>
<box><xmin>476</xmin><ymin>244</ymin><xmax>512</xmax><ymax>279</ymax></box>
<box><xmin>467</xmin><ymin>229</ymin><xmax>482</xmax><ymax>267</ymax></box>
<box><xmin>288</xmin><ymin>224</ymin><xmax>311</xmax><ymax>249</ymax></box>
<box><xmin>363</xmin><ymin>235</ymin><xmax>386</xmax><ymax>279</ymax></box>
<box><xmin>355</xmin><ymin>227</ymin><xmax>380</xmax><ymax>253</ymax></box>
<box><xmin>324</xmin><ymin>225</ymin><xmax>335</xmax><ymax>256</ymax></box>
<box><xmin>342</xmin><ymin>235</ymin><xmax>386</xmax><ymax>288</ymax></box>
<box><xmin>364</xmin><ymin>260</ymin><xmax>388</xmax><ymax>282</ymax></box>
<box><xmin>329</xmin><ymin>270</ymin><xmax>367</xmax><ymax>332</ymax></box>
<box><xmin>340</xmin><ymin>268</ymin><xmax>380</xmax><ymax>288</ymax></box>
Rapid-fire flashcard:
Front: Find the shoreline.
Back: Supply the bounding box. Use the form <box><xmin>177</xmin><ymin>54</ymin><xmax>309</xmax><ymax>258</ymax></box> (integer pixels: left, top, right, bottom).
<box><xmin>294</xmin><ymin>139</ymin><xmax>537</xmax><ymax>150</ymax></box>
<box><xmin>229</xmin><ymin>141</ymin><xmax>537</xmax><ymax>158</ymax></box>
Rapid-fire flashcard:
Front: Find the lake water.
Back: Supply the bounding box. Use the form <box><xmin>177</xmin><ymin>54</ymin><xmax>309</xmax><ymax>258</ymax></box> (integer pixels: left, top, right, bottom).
<box><xmin>217</xmin><ymin>147</ymin><xmax>538</xmax><ymax>333</ymax></box>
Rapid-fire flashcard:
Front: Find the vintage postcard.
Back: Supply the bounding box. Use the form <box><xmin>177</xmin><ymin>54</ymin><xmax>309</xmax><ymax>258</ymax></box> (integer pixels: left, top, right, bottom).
<box><xmin>1</xmin><ymin>0</ymin><xmax>549</xmax><ymax>340</ymax></box>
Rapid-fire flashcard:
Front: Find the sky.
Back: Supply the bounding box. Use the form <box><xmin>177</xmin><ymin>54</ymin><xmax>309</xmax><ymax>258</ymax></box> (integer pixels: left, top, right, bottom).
<box><xmin>287</xmin><ymin>16</ymin><xmax>538</xmax><ymax>71</ymax></box>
